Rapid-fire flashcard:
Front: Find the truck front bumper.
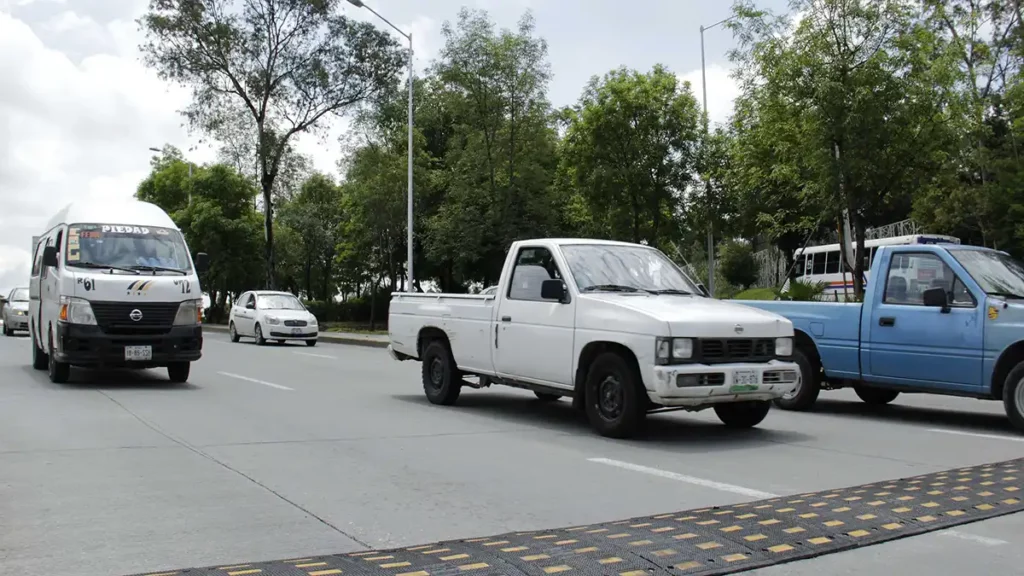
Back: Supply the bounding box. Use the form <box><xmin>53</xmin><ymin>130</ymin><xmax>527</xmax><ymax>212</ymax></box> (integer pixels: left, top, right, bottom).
<box><xmin>647</xmin><ymin>360</ymin><xmax>800</xmax><ymax>407</ymax></box>
<box><xmin>53</xmin><ymin>324</ymin><xmax>203</xmax><ymax>368</ymax></box>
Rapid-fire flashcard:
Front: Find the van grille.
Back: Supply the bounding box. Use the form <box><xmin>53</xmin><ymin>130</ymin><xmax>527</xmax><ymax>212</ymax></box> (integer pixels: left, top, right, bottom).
<box><xmin>697</xmin><ymin>338</ymin><xmax>775</xmax><ymax>363</ymax></box>
<box><xmin>90</xmin><ymin>301</ymin><xmax>179</xmax><ymax>335</ymax></box>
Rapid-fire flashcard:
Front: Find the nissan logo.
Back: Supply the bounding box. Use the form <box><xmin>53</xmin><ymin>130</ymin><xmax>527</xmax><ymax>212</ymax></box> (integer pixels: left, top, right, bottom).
<box><xmin>129</xmin><ymin>309</ymin><xmax>143</xmax><ymax>322</ymax></box>
<box><xmin>734</xmin><ymin>324</ymin><xmax>744</xmax><ymax>334</ymax></box>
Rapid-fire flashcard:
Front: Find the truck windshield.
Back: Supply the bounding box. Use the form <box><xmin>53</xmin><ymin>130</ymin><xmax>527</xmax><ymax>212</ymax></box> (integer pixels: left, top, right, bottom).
<box><xmin>257</xmin><ymin>294</ymin><xmax>305</xmax><ymax>310</ymax></box>
<box><xmin>950</xmin><ymin>249</ymin><xmax>1024</xmax><ymax>298</ymax></box>
<box><xmin>560</xmin><ymin>244</ymin><xmax>699</xmax><ymax>294</ymax></box>
<box><xmin>66</xmin><ymin>223</ymin><xmax>192</xmax><ymax>272</ymax></box>
<box><xmin>11</xmin><ymin>288</ymin><xmax>28</xmax><ymax>301</ymax></box>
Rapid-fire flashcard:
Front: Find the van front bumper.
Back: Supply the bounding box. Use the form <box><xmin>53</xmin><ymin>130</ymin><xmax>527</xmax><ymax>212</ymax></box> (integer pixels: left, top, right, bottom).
<box><xmin>647</xmin><ymin>360</ymin><xmax>800</xmax><ymax>407</ymax></box>
<box><xmin>53</xmin><ymin>324</ymin><xmax>203</xmax><ymax>368</ymax></box>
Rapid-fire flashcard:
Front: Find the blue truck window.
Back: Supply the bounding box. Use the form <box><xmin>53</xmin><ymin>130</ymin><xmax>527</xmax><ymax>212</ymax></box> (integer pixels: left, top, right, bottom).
<box><xmin>882</xmin><ymin>252</ymin><xmax>973</xmax><ymax>307</ymax></box>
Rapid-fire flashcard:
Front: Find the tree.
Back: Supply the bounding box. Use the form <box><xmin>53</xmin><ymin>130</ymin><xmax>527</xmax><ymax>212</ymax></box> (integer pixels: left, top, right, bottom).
<box><xmin>278</xmin><ymin>173</ymin><xmax>345</xmax><ymax>300</ymax></box>
<box><xmin>138</xmin><ymin>0</ymin><xmax>405</xmax><ymax>288</ymax></box>
<box><xmin>718</xmin><ymin>239</ymin><xmax>758</xmax><ymax>289</ymax></box>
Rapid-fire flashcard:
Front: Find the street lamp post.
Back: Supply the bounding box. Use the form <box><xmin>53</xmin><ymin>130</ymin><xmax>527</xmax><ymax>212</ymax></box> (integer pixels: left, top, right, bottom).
<box><xmin>699</xmin><ymin>15</ymin><xmax>734</xmax><ymax>298</ymax></box>
<box><xmin>347</xmin><ymin>0</ymin><xmax>415</xmax><ymax>292</ymax></box>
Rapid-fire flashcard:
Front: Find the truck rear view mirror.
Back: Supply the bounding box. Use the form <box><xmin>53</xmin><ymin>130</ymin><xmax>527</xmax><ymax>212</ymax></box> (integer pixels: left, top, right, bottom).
<box><xmin>540</xmin><ymin>279</ymin><xmax>566</xmax><ymax>302</ymax></box>
<box><xmin>42</xmin><ymin>245</ymin><xmax>58</xmax><ymax>267</ymax></box>
<box><xmin>194</xmin><ymin>252</ymin><xmax>210</xmax><ymax>273</ymax></box>
<box><xmin>922</xmin><ymin>287</ymin><xmax>950</xmax><ymax>312</ymax></box>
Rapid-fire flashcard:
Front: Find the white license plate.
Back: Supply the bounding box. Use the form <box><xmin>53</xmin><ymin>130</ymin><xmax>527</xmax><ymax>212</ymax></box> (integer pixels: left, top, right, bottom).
<box><xmin>734</xmin><ymin>370</ymin><xmax>759</xmax><ymax>386</ymax></box>
<box><xmin>291</xmin><ymin>327</ymin><xmax>302</xmax><ymax>335</ymax></box>
<box><xmin>125</xmin><ymin>345</ymin><xmax>152</xmax><ymax>361</ymax></box>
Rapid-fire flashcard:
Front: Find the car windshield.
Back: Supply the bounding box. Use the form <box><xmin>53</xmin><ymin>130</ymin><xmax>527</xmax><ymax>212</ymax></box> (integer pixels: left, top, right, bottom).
<box><xmin>11</xmin><ymin>288</ymin><xmax>28</xmax><ymax>301</ymax></box>
<box><xmin>257</xmin><ymin>294</ymin><xmax>305</xmax><ymax>310</ymax></box>
<box><xmin>950</xmin><ymin>249</ymin><xmax>1024</xmax><ymax>298</ymax></box>
<box><xmin>67</xmin><ymin>223</ymin><xmax>191</xmax><ymax>272</ymax></box>
<box><xmin>559</xmin><ymin>244</ymin><xmax>700</xmax><ymax>294</ymax></box>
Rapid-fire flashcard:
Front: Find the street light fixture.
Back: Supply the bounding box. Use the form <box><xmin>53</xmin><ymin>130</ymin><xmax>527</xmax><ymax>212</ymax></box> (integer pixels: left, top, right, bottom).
<box><xmin>699</xmin><ymin>15</ymin><xmax>735</xmax><ymax>298</ymax></box>
<box><xmin>347</xmin><ymin>0</ymin><xmax>416</xmax><ymax>292</ymax></box>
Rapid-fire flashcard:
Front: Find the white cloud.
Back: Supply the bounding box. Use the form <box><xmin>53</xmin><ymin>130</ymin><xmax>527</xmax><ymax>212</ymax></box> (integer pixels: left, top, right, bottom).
<box><xmin>678</xmin><ymin>63</ymin><xmax>740</xmax><ymax>127</ymax></box>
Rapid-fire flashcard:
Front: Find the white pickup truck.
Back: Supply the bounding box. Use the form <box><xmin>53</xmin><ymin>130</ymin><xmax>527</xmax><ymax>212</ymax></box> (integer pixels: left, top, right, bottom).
<box><xmin>388</xmin><ymin>238</ymin><xmax>800</xmax><ymax>438</ymax></box>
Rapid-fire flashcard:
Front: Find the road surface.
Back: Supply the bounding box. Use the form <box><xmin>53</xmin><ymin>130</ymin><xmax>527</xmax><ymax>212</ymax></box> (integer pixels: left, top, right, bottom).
<box><xmin>1</xmin><ymin>331</ymin><xmax>1023</xmax><ymax>575</ymax></box>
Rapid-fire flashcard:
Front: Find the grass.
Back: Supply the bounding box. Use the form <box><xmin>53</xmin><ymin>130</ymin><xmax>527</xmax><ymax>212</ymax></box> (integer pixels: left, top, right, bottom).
<box><xmin>321</xmin><ymin>321</ymin><xmax>388</xmax><ymax>335</ymax></box>
<box><xmin>732</xmin><ymin>287</ymin><xmax>777</xmax><ymax>300</ymax></box>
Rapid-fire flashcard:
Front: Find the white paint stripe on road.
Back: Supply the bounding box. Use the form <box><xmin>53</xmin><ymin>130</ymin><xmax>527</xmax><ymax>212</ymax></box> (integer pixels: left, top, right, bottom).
<box><xmin>217</xmin><ymin>371</ymin><xmax>293</xmax><ymax>391</ymax></box>
<box><xmin>939</xmin><ymin>529</ymin><xmax>1008</xmax><ymax>546</ymax></box>
<box><xmin>927</xmin><ymin>428</ymin><xmax>1024</xmax><ymax>443</ymax></box>
<box><xmin>587</xmin><ymin>457</ymin><xmax>779</xmax><ymax>499</ymax></box>
<box><xmin>294</xmin><ymin>351</ymin><xmax>336</xmax><ymax>359</ymax></box>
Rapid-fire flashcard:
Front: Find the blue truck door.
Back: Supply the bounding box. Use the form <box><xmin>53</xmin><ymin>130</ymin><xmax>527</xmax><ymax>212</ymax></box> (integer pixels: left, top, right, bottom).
<box><xmin>864</xmin><ymin>250</ymin><xmax>984</xmax><ymax>392</ymax></box>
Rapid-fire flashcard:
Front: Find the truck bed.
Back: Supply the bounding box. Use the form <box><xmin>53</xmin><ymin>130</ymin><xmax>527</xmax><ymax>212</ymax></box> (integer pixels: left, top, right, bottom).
<box><xmin>389</xmin><ymin>293</ymin><xmax>496</xmax><ymax>375</ymax></box>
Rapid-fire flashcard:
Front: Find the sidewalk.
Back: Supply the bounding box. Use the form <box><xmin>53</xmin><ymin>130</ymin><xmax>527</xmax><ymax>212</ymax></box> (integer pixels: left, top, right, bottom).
<box><xmin>202</xmin><ymin>324</ymin><xmax>388</xmax><ymax>349</ymax></box>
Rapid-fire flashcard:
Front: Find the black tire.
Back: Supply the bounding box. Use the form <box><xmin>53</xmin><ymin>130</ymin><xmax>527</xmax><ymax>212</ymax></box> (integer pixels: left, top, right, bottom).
<box><xmin>584</xmin><ymin>352</ymin><xmax>647</xmax><ymax>439</ymax></box>
<box><xmin>254</xmin><ymin>323</ymin><xmax>266</xmax><ymax>346</ymax></box>
<box><xmin>31</xmin><ymin>327</ymin><xmax>47</xmax><ymax>370</ymax></box>
<box><xmin>715</xmin><ymin>401</ymin><xmax>771</xmax><ymax>428</ymax></box>
<box><xmin>47</xmin><ymin>333</ymin><xmax>69</xmax><ymax>384</ymax></box>
<box><xmin>774</xmin><ymin>348</ymin><xmax>821</xmax><ymax>411</ymax></box>
<box><xmin>306</xmin><ymin>340</ymin><xmax>317</xmax><ymax>347</ymax></box>
<box><xmin>1003</xmin><ymin>361</ymin><xmax>1024</xmax><ymax>433</ymax></box>
<box><xmin>167</xmin><ymin>362</ymin><xmax>190</xmax><ymax>383</ymax></box>
<box><xmin>421</xmin><ymin>340</ymin><xmax>462</xmax><ymax>405</ymax></box>
<box><xmin>2</xmin><ymin>322</ymin><xmax>10</xmax><ymax>336</ymax></box>
<box><xmin>229</xmin><ymin>322</ymin><xmax>240</xmax><ymax>342</ymax></box>
<box><xmin>277</xmin><ymin>339</ymin><xmax>286</xmax><ymax>344</ymax></box>
<box><xmin>534</xmin><ymin>391</ymin><xmax>561</xmax><ymax>402</ymax></box>
<box><xmin>855</xmin><ymin>386</ymin><xmax>899</xmax><ymax>405</ymax></box>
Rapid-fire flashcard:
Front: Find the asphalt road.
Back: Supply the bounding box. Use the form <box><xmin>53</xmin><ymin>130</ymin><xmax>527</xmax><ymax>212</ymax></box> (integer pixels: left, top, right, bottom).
<box><xmin>2</xmin><ymin>330</ymin><xmax>1024</xmax><ymax>576</ymax></box>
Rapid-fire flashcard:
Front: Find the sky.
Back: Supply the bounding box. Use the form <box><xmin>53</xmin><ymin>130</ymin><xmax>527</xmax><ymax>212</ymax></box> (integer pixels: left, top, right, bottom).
<box><xmin>0</xmin><ymin>0</ymin><xmax>787</xmax><ymax>296</ymax></box>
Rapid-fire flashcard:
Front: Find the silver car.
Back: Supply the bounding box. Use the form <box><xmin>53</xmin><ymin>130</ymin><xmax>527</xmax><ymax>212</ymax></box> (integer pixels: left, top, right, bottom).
<box><xmin>2</xmin><ymin>287</ymin><xmax>30</xmax><ymax>336</ymax></box>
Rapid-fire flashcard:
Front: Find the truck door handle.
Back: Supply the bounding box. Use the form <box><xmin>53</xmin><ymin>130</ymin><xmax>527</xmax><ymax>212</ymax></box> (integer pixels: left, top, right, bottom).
<box><xmin>879</xmin><ymin>317</ymin><xmax>895</xmax><ymax>327</ymax></box>
<box><xmin>501</xmin><ymin>316</ymin><xmax>512</xmax><ymax>322</ymax></box>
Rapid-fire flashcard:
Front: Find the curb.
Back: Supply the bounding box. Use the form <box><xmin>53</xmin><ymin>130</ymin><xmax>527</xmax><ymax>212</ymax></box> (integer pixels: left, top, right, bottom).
<box><xmin>202</xmin><ymin>324</ymin><xmax>389</xmax><ymax>349</ymax></box>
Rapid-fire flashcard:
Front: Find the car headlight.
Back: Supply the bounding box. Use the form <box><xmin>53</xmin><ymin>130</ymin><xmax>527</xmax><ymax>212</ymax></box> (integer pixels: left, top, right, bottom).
<box><xmin>308</xmin><ymin>315</ymin><xmax>318</xmax><ymax>326</ymax></box>
<box><xmin>15</xmin><ymin>310</ymin><xmax>26</xmax><ymax>316</ymax></box>
<box><xmin>59</xmin><ymin>296</ymin><xmax>96</xmax><ymax>325</ymax></box>
<box><xmin>173</xmin><ymin>299</ymin><xmax>203</xmax><ymax>326</ymax></box>
<box><xmin>775</xmin><ymin>337</ymin><xmax>793</xmax><ymax>357</ymax></box>
<box><xmin>265</xmin><ymin>315</ymin><xmax>281</xmax><ymax>325</ymax></box>
<box><xmin>655</xmin><ymin>337</ymin><xmax>694</xmax><ymax>365</ymax></box>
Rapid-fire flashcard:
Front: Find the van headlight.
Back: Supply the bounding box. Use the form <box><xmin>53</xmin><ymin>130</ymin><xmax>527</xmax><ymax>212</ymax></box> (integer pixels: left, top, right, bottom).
<box><xmin>655</xmin><ymin>337</ymin><xmax>693</xmax><ymax>365</ymax></box>
<box><xmin>59</xmin><ymin>296</ymin><xmax>96</xmax><ymax>325</ymax></box>
<box><xmin>775</xmin><ymin>337</ymin><xmax>793</xmax><ymax>357</ymax></box>
<box><xmin>174</xmin><ymin>299</ymin><xmax>203</xmax><ymax>325</ymax></box>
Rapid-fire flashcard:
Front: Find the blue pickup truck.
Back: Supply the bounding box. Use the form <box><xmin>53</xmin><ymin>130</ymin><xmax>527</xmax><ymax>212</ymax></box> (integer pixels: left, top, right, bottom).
<box><xmin>741</xmin><ymin>243</ymin><xmax>1024</xmax><ymax>431</ymax></box>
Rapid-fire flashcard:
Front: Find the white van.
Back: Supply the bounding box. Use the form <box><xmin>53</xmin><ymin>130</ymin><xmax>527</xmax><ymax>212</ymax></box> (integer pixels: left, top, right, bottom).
<box><xmin>28</xmin><ymin>200</ymin><xmax>209</xmax><ymax>383</ymax></box>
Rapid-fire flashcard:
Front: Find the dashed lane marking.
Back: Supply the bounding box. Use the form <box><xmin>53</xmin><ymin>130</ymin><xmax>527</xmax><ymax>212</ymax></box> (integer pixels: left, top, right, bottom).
<box><xmin>294</xmin><ymin>351</ymin><xmax>337</xmax><ymax>360</ymax></box>
<box><xmin>217</xmin><ymin>371</ymin><xmax>293</xmax><ymax>391</ymax></box>
<box><xmin>588</xmin><ymin>457</ymin><xmax>780</xmax><ymax>499</ymax></box>
<box><xmin>927</xmin><ymin>428</ymin><xmax>1024</xmax><ymax>443</ymax></box>
<box><xmin>127</xmin><ymin>457</ymin><xmax>1024</xmax><ymax>576</ymax></box>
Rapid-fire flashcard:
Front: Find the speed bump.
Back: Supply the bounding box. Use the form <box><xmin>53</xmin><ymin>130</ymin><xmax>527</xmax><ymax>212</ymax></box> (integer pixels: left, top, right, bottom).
<box><xmin>129</xmin><ymin>457</ymin><xmax>1024</xmax><ymax>576</ymax></box>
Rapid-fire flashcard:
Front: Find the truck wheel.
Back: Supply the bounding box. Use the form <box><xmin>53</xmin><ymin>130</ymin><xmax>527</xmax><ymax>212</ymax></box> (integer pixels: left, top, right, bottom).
<box><xmin>229</xmin><ymin>322</ymin><xmax>240</xmax><ymax>343</ymax></box>
<box><xmin>31</xmin><ymin>327</ymin><xmax>47</xmax><ymax>370</ymax></box>
<box><xmin>1002</xmin><ymin>362</ymin><xmax>1024</xmax><ymax>432</ymax></box>
<box><xmin>774</xmin><ymin>348</ymin><xmax>820</xmax><ymax>411</ymax></box>
<box><xmin>421</xmin><ymin>340</ymin><xmax>461</xmax><ymax>405</ymax></box>
<box><xmin>715</xmin><ymin>401</ymin><xmax>771</xmax><ymax>428</ymax></box>
<box><xmin>584</xmin><ymin>352</ymin><xmax>646</xmax><ymax>438</ymax></box>
<box><xmin>167</xmin><ymin>362</ymin><xmax>190</xmax><ymax>383</ymax></box>
<box><xmin>254</xmin><ymin>323</ymin><xmax>266</xmax><ymax>346</ymax></box>
<box><xmin>47</xmin><ymin>333</ymin><xmax>70</xmax><ymax>384</ymax></box>
<box><xmin>855</xmin><ymin>386</ymin><xmax>899</xmax><ymax>405</ymax></box>
<box><xmin>535</xmin><ymin>392</ymin><xmax>561</xmax><ymax>402</ymax></box>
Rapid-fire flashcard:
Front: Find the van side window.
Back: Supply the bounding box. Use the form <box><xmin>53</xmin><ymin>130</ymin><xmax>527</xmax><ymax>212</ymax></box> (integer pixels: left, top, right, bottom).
<box><xmin>507</xmin><ymin>247</ymin><xmax>563</xmax><ymax>302</ymax></box>
<box><xmin>54</xmin><ymin>229</ymin><xmax>64</xmax><ymax>269</ymax></box>
<box><xmin>811</xmin><ymin>252</ymin><xmax>827</xmax><ymax>275</ymax></box>
<box><xmin>824</xmin><ymin>250</ymin><xmax>840</xmax><ymax>274</ymax></box>
<box><xmin>31</xmin><ymin>239</ymin><xmax>44</xmax><ymax>276</ymax></box>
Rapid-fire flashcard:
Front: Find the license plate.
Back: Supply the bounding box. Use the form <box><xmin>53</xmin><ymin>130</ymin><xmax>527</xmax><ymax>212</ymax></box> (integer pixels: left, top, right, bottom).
<box><xmin>291</xmin><ymin>327</ymin><xmax>302</xmax><ymax>335</ymax></box>
<box><xmin>125</xmin><ymin>345</ymin><xmax>152</xmax><ymax>361</ymax></box>
<box><xmin>733</xmin><ymin>370</ymin><xmax>759</xmax><ymax>386</ymax></box>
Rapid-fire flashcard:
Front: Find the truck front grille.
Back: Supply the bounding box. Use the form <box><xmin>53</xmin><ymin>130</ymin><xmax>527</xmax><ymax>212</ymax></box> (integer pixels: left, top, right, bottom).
<box><xmin>697</xmin><ymin>338</ymin><xmax>775</xmax><ymax>363</ymax></box>
<box><xmin>90</xmin><ymin>301</ymin><xmax>179</xmax><ymax>335</ymax></box>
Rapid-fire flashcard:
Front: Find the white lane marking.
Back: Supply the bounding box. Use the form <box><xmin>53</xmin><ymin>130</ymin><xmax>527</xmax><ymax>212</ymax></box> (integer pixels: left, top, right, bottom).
<box><xmin>294</xmin><ymin>351</ymin><xmax>336</xmax><ymax>359</ymax></box>
<box><xmin>217</xmin><ymin>371</ymin><xmax>293</xmax><ymax>391</ymax></box>
<box><xmin>939</xmin><ymin>529</ymin><xmax>1008</xmax><ymax>546</ymax></box>
<box><xmin>927</xmin><ymin>428</ymin><xmax>1024</xmax><ymax>443</ymax></box>
<box><xmin>587</xmin><ymin>457</ymin><xmax>779</xmax><ymax>499</ymax></box>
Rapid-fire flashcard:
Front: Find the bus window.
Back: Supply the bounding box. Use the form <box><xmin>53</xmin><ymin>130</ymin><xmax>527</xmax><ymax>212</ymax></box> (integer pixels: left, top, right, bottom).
<box><xmin>825</xmin><ymin>250</ymin><xmax>840</xmax><ymax>274</ymax></box>
<box><xmin>811</xmin><ymin>252</ymin><xmax>827</xmax><ymax>275</ymax></box>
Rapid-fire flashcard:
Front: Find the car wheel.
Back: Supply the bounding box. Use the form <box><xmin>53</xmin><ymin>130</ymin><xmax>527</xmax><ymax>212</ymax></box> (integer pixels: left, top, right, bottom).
<box><xmin>854</xmin><ymin>386</ymin><xmax>899</xmax><ymax>405</ymax></box>
<box><xmin>254</xmin><ymin>323</ymin><xmax>266</xmax><ymax>346</ymax></box>
<box><xmin>229</xmin><ymin>322</ymin><xmax>240</xmax><ymax>343</ymax></box>
<box><xmin>774</xmin><ymin>348</ymin><xmax>820</xmax><ymax>411</ymax></box>
<box><xmin>584</xmin><ymin>352</ymin><xmax>646</xmax><ymax>438</ymax></box>
<box><xmin>715</xmin><ymin>401</ymin><xmax>771</xmax><ymax>428</ymax></box>
<box><xmin>167</xmin><ymin>362</ymin><xmax>190</xmax><ymax>383</ymax></box>
<box><xmin>421</xmin><ymin>339</ymin><xmax>462</xmax><ymax>405</ymax></box>
<box><xmin>47</xmin><ymin>332</ymin><xmax>70</xmax><ymax>384</ymax></box>
<box><xmin>306</xmin><ymin>340</ymin><xmax>317</xmax><ymax>347</ymax></box>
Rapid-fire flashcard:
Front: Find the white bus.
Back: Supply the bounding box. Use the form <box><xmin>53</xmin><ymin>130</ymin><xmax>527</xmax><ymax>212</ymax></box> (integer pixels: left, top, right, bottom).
<box><xmin>787</xmin><ymin>234</ymin><xmax>960</xmax><ymax>300</ymax></box>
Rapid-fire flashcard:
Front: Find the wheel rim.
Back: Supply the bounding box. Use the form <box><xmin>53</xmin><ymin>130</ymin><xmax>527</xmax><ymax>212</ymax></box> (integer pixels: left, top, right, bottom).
<box><xmin>597</xmin><ymin>374</ymin><xmax>624</xmax><ymax>420</ymax></box>
<box><xmin>428</xmin><ymin>357</ymin><xmax>445</xmax><ymax>390</ymax></box>
<box><xmin>229</xmin><ymin>323</ymin><xmax>236</xmax><ymax>338</ymax></box>
<box><xmin>256</xmin><ymin>326</ymin><xmax>262</xmax><ymax>340</ymax></box>
<box><xmin>783</xmin><ymin>369</ymin><xmax>803</xmax><ymax>400</ymax></box>
<box><xmin>1015</xmin><ymin>377</ymin><xmax>1024</xmax><ymax>417</ymax></box>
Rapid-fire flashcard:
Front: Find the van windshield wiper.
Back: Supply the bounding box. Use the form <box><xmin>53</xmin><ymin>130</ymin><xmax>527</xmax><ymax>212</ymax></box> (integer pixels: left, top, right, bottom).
<box><xmin>581</xmin><ymin>284</ymin><xmax>649</xmax><ymax>293</ymax></box>
<box><xmin>69</xmin><ymin>261</ymin><xmax>140</xmax><ymax>274</ymax></box>
<box><xmin>126</xmin><ymin>265</ymin><xmax>187</xmax><ymax>275</ymax></box>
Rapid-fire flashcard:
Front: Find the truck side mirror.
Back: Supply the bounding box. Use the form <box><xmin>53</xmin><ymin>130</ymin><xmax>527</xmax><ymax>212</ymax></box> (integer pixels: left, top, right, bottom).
<box><xmin>42</xmin><ymin>246</ymin><xmax>58</xmax><ymax>267</ymax></box>
<box><xmin>540</xmin><ymin>279</ymin><xmax>567</xmax><ymax>302</ymax></box>
<box><xmin>697</xmin><ymin>283</ymin><xmax>709</xmax><ymax>297</ymax></box>
<box><xmin>922</xmin><ymin>287</ymin><xmax>950</xmax><ymax>312</ymax></box>
<box><xmin>193</xmin><ymin>252</ymin><xmax>209</xmax><ymax>273</ymax></box>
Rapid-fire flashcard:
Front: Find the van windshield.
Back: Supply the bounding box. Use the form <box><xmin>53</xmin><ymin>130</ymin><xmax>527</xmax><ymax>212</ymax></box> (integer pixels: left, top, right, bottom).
<box><xmin>66</xmin><ymin>223</ymin><xmax>192</xmax><ymax>272</ymax></box>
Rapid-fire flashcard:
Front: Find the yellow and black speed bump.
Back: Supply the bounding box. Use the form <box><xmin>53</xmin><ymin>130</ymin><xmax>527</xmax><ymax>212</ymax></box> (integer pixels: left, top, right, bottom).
<box><xmin>130</xmin><ymin>458</ymin><xmax>1024</xmax><ymax>576</ymax></box>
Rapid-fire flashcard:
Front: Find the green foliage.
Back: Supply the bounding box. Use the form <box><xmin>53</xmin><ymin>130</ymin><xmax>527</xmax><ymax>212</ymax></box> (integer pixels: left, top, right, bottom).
<box><xmin>718</xmin><ymin>240</ymin><xmax>757</xmax><ymax>289</ymax></box>
<box><xmin>775</xmin><ymin>280</ymin><xmax>828</xmax><ymax>302</ymax></box>
<box><xmin>733</xmin><ymin>287</ymin><xmax>777</xmax><ymax>300</ymax></box>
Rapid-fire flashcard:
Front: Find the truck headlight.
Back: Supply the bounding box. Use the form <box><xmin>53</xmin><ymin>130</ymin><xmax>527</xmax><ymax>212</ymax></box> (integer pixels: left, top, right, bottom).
<box><xmin>655</xmin><ymin>337</ymin><xmax>694</xmax><ymax>365</ymax></box>
<box><xmin>775</xmin><ymin>337</ymin><xmax>793</xmax><ymax>357</ymax></box>
<box><xmin>173</xmin><ymin>299</ymin><xmax>203</xmax><ymax>326</ymax></box>
<box><xmin>59</xmin><ymin>296</ymin><xmax>96</xmax><ymax>325</ymax></box>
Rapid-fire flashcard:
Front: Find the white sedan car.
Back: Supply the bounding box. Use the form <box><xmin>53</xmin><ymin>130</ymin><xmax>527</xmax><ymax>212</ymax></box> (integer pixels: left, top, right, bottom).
<box><xmin>228</xmin><ymin>290</ymin><xmax>319</xmax><ymax>346</ymax></box>
<box><xmin>2</xmin><ymin>287</ymin><xmax>30</xmax><ymax>336</ymax></box>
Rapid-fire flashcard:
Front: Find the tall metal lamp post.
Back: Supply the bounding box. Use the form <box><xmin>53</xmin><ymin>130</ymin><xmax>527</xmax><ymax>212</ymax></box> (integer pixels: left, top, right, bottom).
<box><xmin>347</xmin><ymin>0</ymin><xmax>415</xmax><ymax>292</ymax></box>
<box><xmin>699</xmin><ymin>15</ymin><xmax>735</xmax><ymax>297</ymax></box>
